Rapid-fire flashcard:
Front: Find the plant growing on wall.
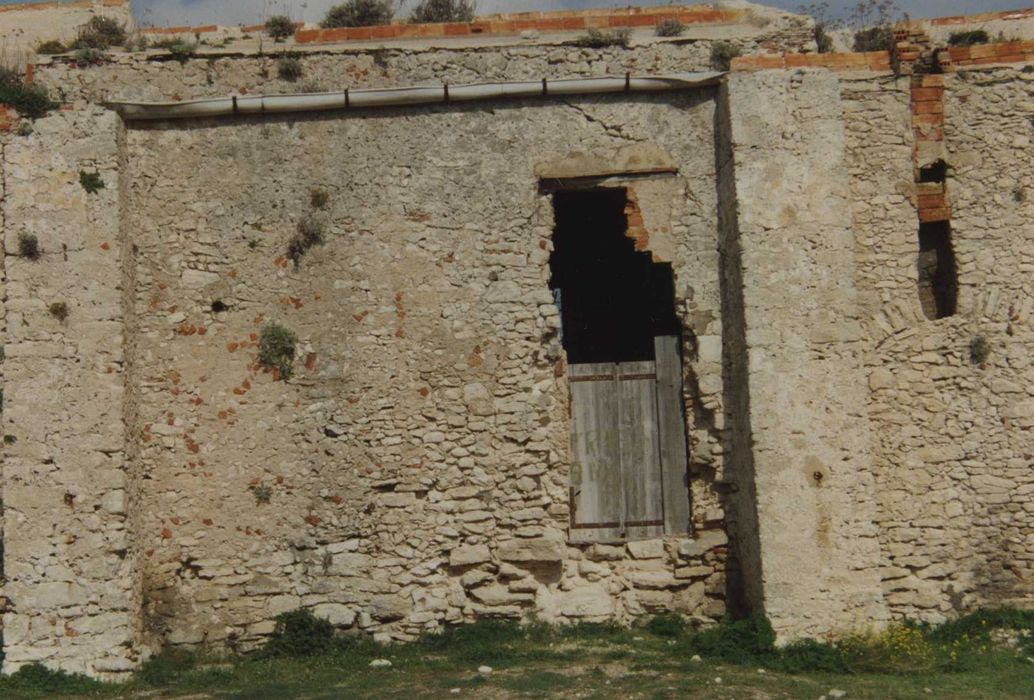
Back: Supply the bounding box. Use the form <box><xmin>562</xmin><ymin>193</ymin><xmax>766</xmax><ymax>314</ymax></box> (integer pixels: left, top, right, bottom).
<box><xmin>410</xmin><ymin>0</ymin><xmax>475</xmax><ymax>24</ymax></box>
<box><xmin>286</xmin><ymin>214</ymin><xmax>327</xmax><ymax>266</ymax></box>
<box><xmin>969</xmin><ymin>335</ymin><xmax>991</xmax><ymax>365</ymax></box>
<box><xmin>654</xmin><ymin>19</ymin><xmax>686</xmax><ymax>38</ymax></box>
<box><xmin>0</xmin><ymin>67</ymin><xmax>57</xmax><ymax>119</ymax></box>
<box><xmin>74</xmin><ymin>48</ymin><xmax>107</xmax><ymax>67</ymax></box>
<box><xmin>79</xmin><ymin>171</ymin><xmax>105</xmax><ymax>194</ymax></box>
<box><xmin>35</xmin><ymin>40</ymin><xmax>67</xmax><ymax>55</ymax></box>
<box><xmin>948</xmin><ymin>30</ymin><xmax>990</xmax><ymax>47</ymax></box>
<box><xmin>574</xmin><ymin>28</ymin><xmax>631</xmax><ymax>48</ymax></box>
<box><xmin>266</xmin><ymin>15</ymin><xmax>296</xmax><ymax>41</ymax></box>
<box><xmin>848</xmin><ymin>0</ymin><xmax>899</xmax><ymax>52</ymax></box>
<box><xmin>309</xmin><ymin>188</ymin><xmax>330</xmax><ymax>210</ymax></box>
<box><xmin>278</xmin><ymin>56</ymin><xmax>304</xmax><ymax>82</ymax></box>
<box><xmin>17</xmin><ymin>233</ymin><xmax>41</xmax><ymax>260</ymax></box>
<box><xmin>48</xmin><ymin>302</ymin><xmax>70</xmax><ymax>322</ymax></box>
<box><xmin>710</xmin><ymin>41</ymin><xmax>742</xmax><ymax>70</ymax></box>
<box><xmin>321</xmin><ymin>0</ymin><xmax>394</xmax><ymax>28</ymax></box>
<box><xmin>258</xmin><ymin>322</ymin><xmax>298</xmax><ymax>379</ymax></box>
<box><xmin>71</xmin><ymin>16</ymin><xmax>127</xmax><ymax>50</ymax></box>
<box><xmin>798</xmin><ymin>2</ymin><xmax>837</xmax><ymax>53</ymax></box>
<box><xmin>250</xmin><ymin>484</ymin><xmax>273</xmax><ymax>503</ymax></box>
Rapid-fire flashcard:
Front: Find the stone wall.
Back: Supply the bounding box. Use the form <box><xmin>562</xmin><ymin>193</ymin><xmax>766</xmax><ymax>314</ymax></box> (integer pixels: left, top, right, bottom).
<box><xmin>119</xmin><ymin>89</ymin><xmax>728</xmax><ymax>651</ymax></box>
<box><xmin>3</xmin><ymin>6</ymin><xmax>1034</xmax><ymax>677</ymax></box>
<box><xmin>719</xmin><ymin>69</ymin><xmax>888</xmax><ymax>638</ymax></box>
<box><xmin>0</xmin><ymin>107</ymin><xmax>142</xmax><ymax>677</ymax></box>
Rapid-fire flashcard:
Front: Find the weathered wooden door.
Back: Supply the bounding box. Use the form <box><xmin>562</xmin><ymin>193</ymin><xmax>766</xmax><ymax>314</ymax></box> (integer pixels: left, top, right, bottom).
<box><xmin>569</xmin><ymin>335</ymin><xmax>690</xmax><ymax>542</ymax></box>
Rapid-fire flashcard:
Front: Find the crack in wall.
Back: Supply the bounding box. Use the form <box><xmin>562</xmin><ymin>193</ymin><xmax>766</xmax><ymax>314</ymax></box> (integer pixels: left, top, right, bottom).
<box><xmin>564</xmin><ymin>102</ymin><xmax>646</xmax><ymax>144</ymax></box>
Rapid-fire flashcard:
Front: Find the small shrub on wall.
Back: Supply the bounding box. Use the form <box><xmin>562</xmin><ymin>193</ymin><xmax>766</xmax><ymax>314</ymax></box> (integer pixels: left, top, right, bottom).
<box><xmin>17</xmin><ymin>233</ymin><xmax>41</xmax><ymax>260</ymax></box>
<box><xmin>278</xmin><ymin>56</ymin><xmax>304</xmax><ymax>81</ymax></box>
<box><xmin>574</xmin><ymin>28</ymin><xmax>631</xmax><ymax>48</ymax></box>
<box><xmin>321</xmin><ymin>0</ymin><xmax>394</xmax><ymax>28</ymax></box>
<box><xmin>709</xmin><ymin>41</ymin><xmax>741</xmax><ymax>70</ymax></box>
<box><xmin>948</xmin><ymin>30</ymin><xmax>990</xmax><ymax>47</ymax></box>
<box><xmin>654</xmin><ymin>19</ymin><xmax>685</xmax><ymax>38</ymax></box>
<box><xmin>71</xmin><ymin>16</ymin><xmax>127</xmax><ymax>50</ymax></box>
<box><xmin>0</xmin><ymin>67</ymin><xmax>56</xmax><ymax>119</ymax></box>
<box><xmin>258</xmin><ymin>323</ymin><xmax>298</xmax><ymax>380</ymax></box>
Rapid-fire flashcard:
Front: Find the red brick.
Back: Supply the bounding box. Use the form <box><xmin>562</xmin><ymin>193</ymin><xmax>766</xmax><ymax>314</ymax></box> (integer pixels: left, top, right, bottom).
<box><xmin>370</xmin><ymin>24</ymin><xmax>398</xmax><ymax>39</ymax></box>
<box><xmin>913</xmin><ymin>112</ymin><xmax>943</xmax><ymax>126</ymax></box>
<box><xmin>911</xmin><ymin>87</ymin><xmax>943</xmax><ymax>101</ymax></box>
<box><xmin>917</xmin><ymin>74</ymin><xmax>944</xmax><ymax>87</ymax></box>
<box><xmin>917</xmin><ymin>193</ymin><xmax>946</xmax><ymax>209</ymax></box>
<box><xmin>912</xmin><ymin>100</ymin><xmax>944</xmax><ymax>114</ymax></box>
<box><xmin>919</xmin><ymin>206</ymin><xmax>951</xmax><ymax>222</ymax></box>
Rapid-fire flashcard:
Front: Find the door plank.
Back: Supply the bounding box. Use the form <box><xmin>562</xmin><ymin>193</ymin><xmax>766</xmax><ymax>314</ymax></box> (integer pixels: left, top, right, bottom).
<box><xmin>655</xmin><ymin>335</ymin><xmax>691</xmax><ymax>535</ymax></box>
<box><xmin>619</xmin><ymin>360</ymin><xmax>665</xmax><ymax>540</ymax></box>
<box><xmin>569</xmin><ymin>363</ymin><xmax>623</xmax><ymax>542</ymax></box>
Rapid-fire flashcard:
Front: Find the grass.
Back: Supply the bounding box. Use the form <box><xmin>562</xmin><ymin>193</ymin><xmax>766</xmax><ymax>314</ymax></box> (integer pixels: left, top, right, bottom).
<box><xmin>2</xmin><ymin>609</ymin><xmax>1033</xmax><ymax>699</ymax></box>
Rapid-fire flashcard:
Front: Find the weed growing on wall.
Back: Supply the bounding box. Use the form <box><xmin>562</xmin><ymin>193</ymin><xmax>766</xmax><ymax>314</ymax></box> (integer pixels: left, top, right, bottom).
<box><xmin>17</xmin><ymin>233</ymin><xmax>41</xmax><ymax>260</ymax></box>
<box><xmin>80</xmin><ymin>171</ymin><xmax>105</xmax><ymax>194</ymax></box>
<box><xmin>35</xmin><ymin>40</ymin><xmax>67</xmax><ymax>55</ymax></box>
<box><xmin>654</xmin><ymin>19</ymin><xmax>686</xmax><ymax>37</ymax></box>
<box><xmin>278</xmin><ymin>56</ymin><xmax>304</xmax><ymax>82</ymax></box>
<box><xmin>286</xmin><ymin>214</ymin><xmax>327</xmax><ymax>266</ymax></box>
<box><xmin>48</xmin><ymin>302</ymin><xmax>70</xmax><ymax>322</ymax></box>
<box><xmin>309</xmin><ymin>187</ymin><xmax>330</xmax><ymax>210</ymax></box>
<box><xmin>258</xmin><ymin>323</ymin><xmax>298</xmax><ymax>379</ymax></box>
<box><xmin>948</xmin><ymin>30</ymin><xmax>990</xmax><ymax>47</ymax></box>
<box><xmin>266</xmin><ymin>15</ymin><xmax>296</xmax><ymax>41</ymax></box>
<box><xmin>0</xmin><ymin>67</ymin><xmax>57</xmax><ymax>119</ymax></box>
<box><xmin>574</xmin><ymin>28</ymin><xmax>631</xmax><ymax>48</ymax></box>
<box><xmin>410</xmin><ymin>0</ymin><xmax>476</xmax><ymax>24</ymax></box>
<box><xmin>74</xmin><ymin>47</ymin><xmax>107</xmax><ymax>67</ymax></box>
<box><xmin>970</xmin><ymin>335</ymin><xmax>991</xmax><ymax>365</ymax></box>
<box><xmin>709</xmin><ymin>41</ymin><xmax>742</xmax><ymax>70</ymax></box>
<box><xmin>71</xmin><ymin>16</ymin><xmax>127</xmax><ymax>50</ymax></box>
<box><xmin>321</xmin><ymin>0</ymin><xmax>394</xmax><ymax>28</ymax></box>
<box><xmin>161</xmin><ymin>41</ymin><xmax>198</xmax><ymax>63</ymax></box>
<box><xmin>250</xmin><ymin>484</ymin><xmax>273</xmax><ymax>504</ymax></box>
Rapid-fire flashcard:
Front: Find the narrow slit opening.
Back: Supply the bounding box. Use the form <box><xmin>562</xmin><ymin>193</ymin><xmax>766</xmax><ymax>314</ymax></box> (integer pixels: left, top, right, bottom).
<box><xmin>917</xmin><ymin>220</ymin><xmax>957</xmax><ymax>319</ymax></box>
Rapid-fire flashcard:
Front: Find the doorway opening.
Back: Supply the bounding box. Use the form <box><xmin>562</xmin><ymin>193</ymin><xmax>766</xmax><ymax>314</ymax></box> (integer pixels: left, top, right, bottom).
<box><xmin>917</xmin><ymin>220</ymin><xmax>957</xmax><ymax>320</ymax></box>
<box><xmin>549</xmin><ymin>187</ymin><xmax>690</xmax><ymax>542</ymax></box>
<box><xmin>549</xmin><ymin>189</ymin><xmax>680</xmax><ymax>364</ymax></box>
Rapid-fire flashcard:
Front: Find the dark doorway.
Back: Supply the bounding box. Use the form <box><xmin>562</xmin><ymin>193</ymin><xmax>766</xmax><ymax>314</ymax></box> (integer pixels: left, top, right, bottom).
<box><xmin>917</xmin><ymin>220</ymin><xmax>957</xmax><ymax>320</ymax></box>
<box><xmin>548</xmin><ymin>189</ymin><xmax>680</xmax><ymax>364</ymax></box>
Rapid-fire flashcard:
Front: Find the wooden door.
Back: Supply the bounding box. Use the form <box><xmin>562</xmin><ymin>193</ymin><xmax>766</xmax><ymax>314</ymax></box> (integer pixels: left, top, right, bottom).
<box><xmin>568</xmin><ymin>336</ymin><xmax>690</xmax><ymax>542</ymax></box>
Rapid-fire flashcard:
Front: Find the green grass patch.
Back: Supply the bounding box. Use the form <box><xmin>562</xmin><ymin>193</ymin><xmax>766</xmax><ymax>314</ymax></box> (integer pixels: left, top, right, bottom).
<box><xmin>2</xmin><ymin>609</ymin><xmax>1034</xmax><ymax>699</ymax></box>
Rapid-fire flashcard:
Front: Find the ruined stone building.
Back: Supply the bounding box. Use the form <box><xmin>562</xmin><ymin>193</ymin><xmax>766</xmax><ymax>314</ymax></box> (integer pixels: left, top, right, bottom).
<box><xmin>0</xmin><ymin>0</ymin><xmax>1033</xmax><ymax>679</ymax></box>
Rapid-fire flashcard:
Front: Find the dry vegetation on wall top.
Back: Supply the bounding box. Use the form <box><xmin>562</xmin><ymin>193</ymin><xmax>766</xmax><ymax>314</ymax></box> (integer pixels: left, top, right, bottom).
<box><xmin>321</xmin><ymin>0</ymin><xmax>395</xmax><ymax>27</ymax></box>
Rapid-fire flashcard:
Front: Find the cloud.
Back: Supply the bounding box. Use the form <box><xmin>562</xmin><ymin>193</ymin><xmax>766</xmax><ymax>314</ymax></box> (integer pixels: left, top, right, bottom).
<box><xmin>129</xmin><ymin>0</ymin><xmax>1021</xmax><ymax>27</ymax></box>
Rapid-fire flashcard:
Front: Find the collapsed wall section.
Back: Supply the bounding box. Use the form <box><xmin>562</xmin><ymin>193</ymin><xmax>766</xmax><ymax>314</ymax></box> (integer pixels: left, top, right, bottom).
<box><xmin>0</xmin><ymin>108</ymin><xmax>141</xmax><ymax>677</ymax></box>
<box><xmin>719</xmin><ymin>69</ymin><xmax>888</xmax><ymax>639</ymax></box>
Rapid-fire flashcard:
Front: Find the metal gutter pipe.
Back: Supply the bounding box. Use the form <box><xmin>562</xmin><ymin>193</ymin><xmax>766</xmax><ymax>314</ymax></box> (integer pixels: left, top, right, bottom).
<box><xmin>104</xmin><ymin>72</ymin><xmax>722</xmax><ymax>121</ymax></box>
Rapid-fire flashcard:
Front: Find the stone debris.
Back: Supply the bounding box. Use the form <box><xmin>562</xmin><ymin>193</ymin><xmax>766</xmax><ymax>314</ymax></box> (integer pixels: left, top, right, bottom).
<box><xmin>369</xmin><ymin>659</ymin><xmax>393</xmax><ymax>668</ymax></box>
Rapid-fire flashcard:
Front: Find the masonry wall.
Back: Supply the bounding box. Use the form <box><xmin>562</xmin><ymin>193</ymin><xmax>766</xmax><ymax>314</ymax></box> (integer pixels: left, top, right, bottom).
<box><xmin>108</xmin><ymin>88</ymin><xmax>730</xmax><ymax>650</ymax></box>
<box><xmin>841</xmin><ymin>65</ymin><xmax>1034</xmax><ymax>621</ymax></box>
<box><xmin>0</xmin><ymin>107</ymin><xmax>142</xmax><ymax>676</ymax></box>
<box><xmin>720</xmin><ymin>69</ymin><xmax>889</xmax><ymax>638</ymax></box>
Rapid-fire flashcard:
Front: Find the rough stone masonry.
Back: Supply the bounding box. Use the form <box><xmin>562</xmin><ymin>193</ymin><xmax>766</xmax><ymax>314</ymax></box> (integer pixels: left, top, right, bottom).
<box><xmin>0</xmin><ymin>0</ymin><xmax>1032</xmax><ymax>679</ymax></box>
